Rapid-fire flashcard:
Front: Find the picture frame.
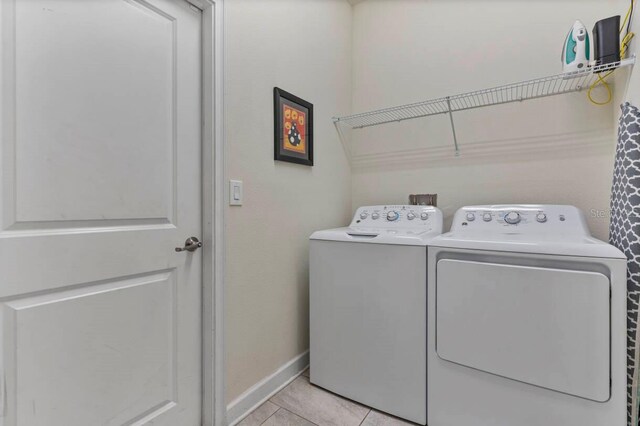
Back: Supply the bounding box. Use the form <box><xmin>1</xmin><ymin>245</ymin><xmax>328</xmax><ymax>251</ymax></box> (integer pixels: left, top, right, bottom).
<box><xmin>274</xmin><ymin>87</ymin><xmax>314</xmax><ymax>166</ymax></box>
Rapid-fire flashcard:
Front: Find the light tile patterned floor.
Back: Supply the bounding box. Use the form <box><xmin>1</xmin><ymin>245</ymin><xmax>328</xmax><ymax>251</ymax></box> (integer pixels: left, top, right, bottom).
<box><xmin>237</xmin><ymin>369</ymin><xmax>417</xmax><ymax>426</ymax></box>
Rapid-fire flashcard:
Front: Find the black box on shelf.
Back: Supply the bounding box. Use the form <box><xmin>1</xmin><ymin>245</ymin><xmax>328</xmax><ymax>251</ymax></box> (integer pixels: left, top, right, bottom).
<box><xmin>593</xmin><ymin>16</ymin><xmax>621</xmax><ymax>66</ymax></box>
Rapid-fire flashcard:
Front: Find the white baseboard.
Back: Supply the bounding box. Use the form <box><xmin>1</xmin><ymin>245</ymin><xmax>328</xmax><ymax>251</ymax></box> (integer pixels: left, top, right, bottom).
<box><xmin>226</xmin><ymin>351</ymin><xmax>309</xmax><ymax>426</ymax></box>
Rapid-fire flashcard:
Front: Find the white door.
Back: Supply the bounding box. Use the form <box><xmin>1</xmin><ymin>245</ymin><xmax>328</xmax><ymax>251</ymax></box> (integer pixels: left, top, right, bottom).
<box><xmin>0</xmin><ymin>0</ymin><xmax>203</xmax><ymax>425</ymax></box>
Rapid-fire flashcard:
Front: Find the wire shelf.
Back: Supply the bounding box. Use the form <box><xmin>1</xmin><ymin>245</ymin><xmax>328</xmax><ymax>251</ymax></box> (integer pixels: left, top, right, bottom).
<box><xmin>333</xmin><ymin>56</ymin><xmax>635</xmax><ymax>157</ymax></box>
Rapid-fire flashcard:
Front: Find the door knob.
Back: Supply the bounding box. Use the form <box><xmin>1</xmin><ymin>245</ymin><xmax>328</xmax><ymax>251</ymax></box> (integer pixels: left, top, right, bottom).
<box><xmin>175</xmin><ymin>237</ymin><xmax>203</xmax><ymax>252</ymax></box>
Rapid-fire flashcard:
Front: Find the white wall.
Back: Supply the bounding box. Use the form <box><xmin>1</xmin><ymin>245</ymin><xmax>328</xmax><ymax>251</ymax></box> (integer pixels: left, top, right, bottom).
<box><xmin>350</xmin><ymin>0</ymin><xmax>630</xmax><ymax>239</ymax></box>
<box><xmin>622</xmin><ymin>3</ymin><xmax>640</xmax><ymax>106</ymax></box>
<box><xmin>224</xmin><ymin>0</ymin><xmax>352</xmax><ymax>404</ymax></box>
<box><xmin>224</xmin><ymin>0</ymin><xmax>637</xmax><ymax>409</ymax></box>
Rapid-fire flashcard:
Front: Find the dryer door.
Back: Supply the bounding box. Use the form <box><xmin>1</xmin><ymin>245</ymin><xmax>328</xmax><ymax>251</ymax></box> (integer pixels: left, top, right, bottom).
<box><xmin>436</xmin><ymin>259</ymin><xmax>610</xmax><ymax>402</ymax></box>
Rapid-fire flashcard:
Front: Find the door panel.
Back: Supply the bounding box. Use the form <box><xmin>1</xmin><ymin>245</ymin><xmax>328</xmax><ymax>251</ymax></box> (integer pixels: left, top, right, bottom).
<box><xmin>0</xmin><ymin>0</ymin><xmax>203</xmax><ymax>424</ymax></box>
<box><xmin>436</xmin><ymin>259</ymin><xmax>610</xmax><ymax>402</ymax></box>
<box><xmin>6</xmin><ymin>272</ymin><xmax>176</xmax><ymax>425</ymax></box>
<box><xmin>12</xmin><ymin>0</ymin><xmax>176</xmax><ymax>226</ymax></box>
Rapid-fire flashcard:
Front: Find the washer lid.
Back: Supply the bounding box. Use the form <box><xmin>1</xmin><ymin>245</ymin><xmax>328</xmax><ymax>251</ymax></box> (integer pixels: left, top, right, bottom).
<box><xmin>310</xmin><ymin>226</ymin><xmax>442</xmax><ymax>246</ymax></box>
<box><xmin>433</xmin><ymin>204</ymin><xmax>625</xmax><ymax>258</ymax></box>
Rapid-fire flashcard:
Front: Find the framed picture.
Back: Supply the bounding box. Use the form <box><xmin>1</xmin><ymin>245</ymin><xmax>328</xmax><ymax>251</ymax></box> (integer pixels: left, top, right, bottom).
<box><xmin>274</xmin><ymin>87</ymin><xmax>313</xmax><ymax>166</ymax></box>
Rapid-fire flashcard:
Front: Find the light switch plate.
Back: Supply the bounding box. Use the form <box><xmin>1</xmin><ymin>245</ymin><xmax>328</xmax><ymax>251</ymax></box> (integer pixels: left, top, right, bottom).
<box><xmin>229</xmin><ymin>180</ymin><xmax>243</xmax><ymax>206</ymax></box>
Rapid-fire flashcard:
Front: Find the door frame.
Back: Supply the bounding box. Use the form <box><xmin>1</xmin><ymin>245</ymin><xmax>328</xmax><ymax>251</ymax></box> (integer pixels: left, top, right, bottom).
<box><xmin>191</xmin><ymin>1</ymin><xmax>225</xmax><ymax>425</ymax></box>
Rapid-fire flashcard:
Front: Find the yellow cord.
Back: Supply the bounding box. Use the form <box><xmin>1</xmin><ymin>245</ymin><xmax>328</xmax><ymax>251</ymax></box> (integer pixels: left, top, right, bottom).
<box><xmin>588</xmin><ymin>0</ymin><xmax>636</xmax><ymax>105</ymax></box>
<box><xmin>622</xmin><ymin>31</ymin><xmax>636</xmax><ymax>57</ymax></box>
<box><xmin>588</xmin><ymin>72</ymin><xmax>614</xmax><ymax>105</ymax></box>
<box><xmin>622</xmin><ymin>0</ymin><xmax>634</xmax><ymax>33</ymax></box>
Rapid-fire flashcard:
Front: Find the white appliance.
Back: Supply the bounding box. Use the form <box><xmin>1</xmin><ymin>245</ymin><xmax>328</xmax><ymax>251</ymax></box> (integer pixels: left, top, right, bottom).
<box><xmin>310</xmin><ymin>205</ymin><xmax>443</xmax><ymax>425</ymax></box>
<box><xmin>427</xmin><ymin>205</ymin><xmax>627</xmax><ymax>426</ymax></box>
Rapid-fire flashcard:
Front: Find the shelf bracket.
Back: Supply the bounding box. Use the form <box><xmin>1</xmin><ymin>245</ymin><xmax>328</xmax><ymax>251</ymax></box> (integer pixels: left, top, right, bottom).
<box><xmin>333</xmin><ymin>119</ymin><xmax>352</xmax><ymax>162</ymax></box>
<box><xmin>446</xmin><ymin>97</ymin><xmax>460</xmax><ymax>156</ymax></box>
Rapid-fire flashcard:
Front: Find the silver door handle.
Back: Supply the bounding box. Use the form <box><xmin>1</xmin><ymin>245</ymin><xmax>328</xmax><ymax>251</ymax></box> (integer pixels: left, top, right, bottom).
<box><xmin>175</xmin><ymin>237</ymin><xmax>202</xmax><ymax>252</ymax></box>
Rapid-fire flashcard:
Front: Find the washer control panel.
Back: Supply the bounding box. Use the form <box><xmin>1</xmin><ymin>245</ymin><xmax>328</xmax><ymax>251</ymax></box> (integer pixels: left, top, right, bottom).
<box><xmin>450</xmin><ymin>205</ymin><xmax>590</xmax><ymax>235</ymax></box>
<box><xmin>351</xmin><ymin>205</ymin><xmax>440</xmax><ymax>229</ymax></box>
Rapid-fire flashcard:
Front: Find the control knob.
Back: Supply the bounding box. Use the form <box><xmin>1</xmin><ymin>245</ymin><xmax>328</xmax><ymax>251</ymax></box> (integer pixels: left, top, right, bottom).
<box><xmin>466</xmin><ymin>212</ymin><xmax>475</xmax><ymax>221</ymax></box>
<box><xmin>504</xmin><ymin>211</ymin><xmax>521</xmax><ymax>225</ymax></box>
<box><xmin>482</xmin><ymin>213</ymin><xmax>492</xmax><ymax>222</ymax></box>
<box><xmin>407</xmin><ymin>212</ymin><xmax>416</xmax><ymax>220</ymax></box>
<box><xmin>372</xmin><ymin>212</ymin><xmax>380</xmax><ymax>220</ymax></box>
<box><xmin>536</xmin><ymin>213</ymin><xmax>547</xmax><ymax>223</ymax></box>
<box><xmin>420</xmin><ymin>212</ymin><xmax>429</xmax><ymax>220</ymax></box>
<box><xmin>360</xmin><ymin>212</ymin><xmax>368</xmax><ymax>220</ymax></box>
<box><xmin>387</xmin><ymin>211</ymin><xmax>400</xmax><ymax>222</ymax></box>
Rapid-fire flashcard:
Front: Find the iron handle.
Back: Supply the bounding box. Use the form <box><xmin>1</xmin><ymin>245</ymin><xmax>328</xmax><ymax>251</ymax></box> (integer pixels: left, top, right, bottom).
<box><xmin>175</xmin><ymin>237</ymin><xmax>203</xmax><ymax>252</ymax></box>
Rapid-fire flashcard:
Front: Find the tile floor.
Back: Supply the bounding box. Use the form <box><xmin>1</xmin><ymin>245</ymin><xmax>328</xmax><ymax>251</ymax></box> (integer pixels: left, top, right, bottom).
<box><xmin>237</xmin><ymin>369</ymin><xmax>417</xmax><ymax>426</ymax></box>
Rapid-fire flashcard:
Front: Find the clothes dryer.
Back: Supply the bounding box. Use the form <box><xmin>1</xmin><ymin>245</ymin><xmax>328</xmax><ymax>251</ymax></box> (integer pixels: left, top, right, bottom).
<box><xmin>427</xmin><ymin>205</ymin><xmax>626</xmax><ymax>426</ymax></box>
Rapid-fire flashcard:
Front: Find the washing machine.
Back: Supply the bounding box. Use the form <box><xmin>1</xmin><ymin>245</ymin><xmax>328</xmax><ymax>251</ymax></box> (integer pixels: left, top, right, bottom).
<box><xmin>310</xmin><ymin>205</ymin><xmax>443</xmax><ymax>425</ymax></box>
<box><xmin>427</xmin><ymin>205</ymin><xmax>627</xmax><ymax>426</ymax></box>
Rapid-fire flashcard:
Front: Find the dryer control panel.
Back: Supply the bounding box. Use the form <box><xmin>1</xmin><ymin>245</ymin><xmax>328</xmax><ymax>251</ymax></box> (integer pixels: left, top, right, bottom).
<box><xmin>350</xmin><ymin>205</ymin><xmax>442</xmax><ymax>229</ymax></box>
<box><xmin>451</xmin><ymin>205</ymin><xmax>591</xmax><ymax>236</ymax></box>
